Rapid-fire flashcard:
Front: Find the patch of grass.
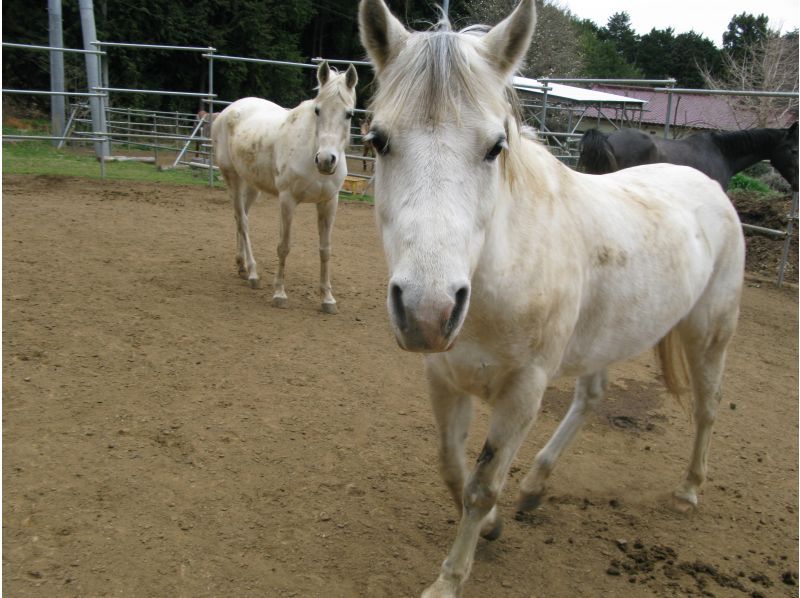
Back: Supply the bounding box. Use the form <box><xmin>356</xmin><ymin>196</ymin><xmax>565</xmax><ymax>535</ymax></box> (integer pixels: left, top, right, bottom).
<box><xmin>729</xmin><ymin>173</ymin><xmax>778</xmax><ymax>197</ymax></box>
<box><xmin>3</xmin><ymin>136</ymin><xmax>225</xmax><ymax>187</ymax></box>
<box><xmin>339</xmin><ymin>190</ymin><xmax>374</xmax><ymax>204</ymax></box>
<box><xmin>3</xmin><ymin>137</ymin><xmax>374</xmax><ymax>203</ymax></box>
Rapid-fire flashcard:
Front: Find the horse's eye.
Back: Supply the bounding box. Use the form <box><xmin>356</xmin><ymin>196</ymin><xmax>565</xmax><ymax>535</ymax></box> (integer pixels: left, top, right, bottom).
<box><xmin>365</xmin><ymin>130</ymin><xmax>389</xmax><ymax>156</ymax></box>
<box><xmin>485</xmin><ymin>137</ymin><xmax>507</xmax><ymax>162</ymax></box>
<box><xmin>346</xmin><ymin>110</ymin><xmax>354</xmax><ymax>120</ymax></box>
<box><xmin>314</xmin><ymin>106</ymin><xmax>320</xmax><ymax>116</ymax></box>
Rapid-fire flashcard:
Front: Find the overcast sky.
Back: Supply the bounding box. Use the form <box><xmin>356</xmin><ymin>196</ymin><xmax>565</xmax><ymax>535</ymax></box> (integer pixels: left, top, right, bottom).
<box><xmin>558</xmin><ymin>0</ymin><xmax>800</xmax><ymax>46</ymax></box>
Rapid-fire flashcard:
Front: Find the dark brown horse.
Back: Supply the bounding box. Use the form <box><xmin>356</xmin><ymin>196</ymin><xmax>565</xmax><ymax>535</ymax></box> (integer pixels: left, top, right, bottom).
<box><xmin>578</xmin><ymin>123</ymin><xmax>798</xmax><ymax>191</ymax></box>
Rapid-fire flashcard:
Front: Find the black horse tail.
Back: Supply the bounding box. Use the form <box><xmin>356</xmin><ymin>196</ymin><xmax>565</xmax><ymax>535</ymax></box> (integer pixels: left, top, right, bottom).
<box><xmin>578</xmin><ymin>129</ymin><xmax>618</xmax><ymax>174</ymax></box>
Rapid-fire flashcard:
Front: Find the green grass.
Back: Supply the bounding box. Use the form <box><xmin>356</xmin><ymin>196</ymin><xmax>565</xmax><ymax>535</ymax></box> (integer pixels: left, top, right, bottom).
<box><xmin>729</xmin><ymin>173</ymin><xmax>778</xmax><ymax>197</ymax></box>
<box><xmin>3</xmin><ymin>133</ymin><xmax>374</xmax><ymax>203</ymax></box>
<box><xmin>3</xmin><ymin>131</ymin><xmax>224</xmax><ymax>187</ymax></box>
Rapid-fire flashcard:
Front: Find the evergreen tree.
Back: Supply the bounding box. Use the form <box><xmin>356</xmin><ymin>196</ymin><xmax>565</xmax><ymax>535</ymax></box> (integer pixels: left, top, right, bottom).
<box><xmin>723</xmin><ymin>13</ymin><xmax>770</xmax><ymax>60</ymax></box>
<box><xmin>599</xmin><ymin>12</ymin><xmax>639</xmax><ymax>65</ymax></box>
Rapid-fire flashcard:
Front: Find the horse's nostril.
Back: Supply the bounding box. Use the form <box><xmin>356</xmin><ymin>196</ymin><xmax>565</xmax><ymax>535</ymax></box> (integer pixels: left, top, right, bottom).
<box><xmin>314</xmin><ymin>154</ymin><xmax>319</xmax><ymax>164</ymax></box>
<box><xmin>445</xmin><ymin>286</ymin><xmax>470</xmax><ymax>337</ymax></box>
<box><xmin>390</xmin><ymin>283</ymin><xmax>407</xmax><ymax>332</ymax></box>
<box><xmin>330</xmin><ymin>154</ymin><xmax>337</xmax><ymax>166</ymax></box>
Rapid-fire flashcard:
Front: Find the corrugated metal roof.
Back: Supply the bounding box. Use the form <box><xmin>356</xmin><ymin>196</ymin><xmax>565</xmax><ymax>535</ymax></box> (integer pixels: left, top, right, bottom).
<box><xmin>586</xmin><ymin>85</ymin><xmax>792</xmax><ymax>130</ymax></box>
<box><xmin>513</xmin><ymin>76</ymin><xmax>646</xmax><ymax>105</ymax></box>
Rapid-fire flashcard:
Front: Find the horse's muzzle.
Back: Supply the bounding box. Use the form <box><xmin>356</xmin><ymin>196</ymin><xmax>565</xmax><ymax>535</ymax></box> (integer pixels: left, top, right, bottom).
<box><xmin>315</xmin><ymin>151</ymin><xmax>338</xmax><ymax>175</ymax></box>
<box><xmin>387</xmin><ymin>281</ymin><xmax>470</xmax><ymax>353</ymax></box>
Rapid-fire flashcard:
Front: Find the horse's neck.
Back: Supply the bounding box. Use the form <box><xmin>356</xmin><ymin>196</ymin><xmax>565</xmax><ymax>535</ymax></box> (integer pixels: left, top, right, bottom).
<box><xmin>714</xmin><ymin>129</ymin><xmax>776</xmax><ymax>173</ymax></box>
<box><xmin>478</xmin><ymin>139</ymin><xmax>577</xmax><ymax>281</ymax></box>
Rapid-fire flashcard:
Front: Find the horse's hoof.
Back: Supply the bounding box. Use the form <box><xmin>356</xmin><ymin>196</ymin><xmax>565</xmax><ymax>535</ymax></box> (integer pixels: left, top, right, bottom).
<box><xmin>272</xmin><ymin>296</ymin><xmax>288</xmax><ymax>309</ymax></box>
<box><xmin>516</xmin><ymin>491</ymin><xmax>543</xmax><ymax>513</ymax></box>
<box><xmin>421</xmin><ymin>577</ymin><xmax>459</xmax><ymax>598</ymax></box>
<box><xmin>248</xmin><ymin>277</ymin><xmax>261</xmax><ymax>289</ymax></box>
<box><xmin>480</xmin><ymin>517</ymin><xmax>503</xmax><ymax>541</ymax></box>
<box><xmin>671</xmin><ymin>492</ymin><xmax>698</xmax><ymax>514</ymax></box>
<box><xmin>321</xmin><ymin>302</ymin><xmax>338</xmax><ymax>315</ymax></box>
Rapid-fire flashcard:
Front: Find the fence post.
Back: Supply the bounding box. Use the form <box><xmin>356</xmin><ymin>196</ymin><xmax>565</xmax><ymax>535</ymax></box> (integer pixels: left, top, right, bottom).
<box><xmin>78</xmin><ymin>0</ymin><xmax>109</xmax><ymax>159</ymax></box>
<box><xmin>47</xmin><ymin>0</ymin><xmax>66</xmax><ymax>146</ymax></box>
<box><xmin>207</xmin><ymin>48</ymin><xmax>215</xmax><ymax>187</ymax></box>
<box><xmin>777</xmin><ymin>191</ymin><xmax>798</xmax><ymax>287</ymax></box>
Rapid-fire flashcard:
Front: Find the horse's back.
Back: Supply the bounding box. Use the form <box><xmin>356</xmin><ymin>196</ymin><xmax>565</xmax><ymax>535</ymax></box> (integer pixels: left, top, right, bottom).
<box><xmin>212</xmin><ymin>97</ymin><xmax>289</xmax><ymax>191</ymax></box>
<box><xmin>607</xmin><ymin>129</ymin><xmax>659</xmax><ymax>169</ymax></box>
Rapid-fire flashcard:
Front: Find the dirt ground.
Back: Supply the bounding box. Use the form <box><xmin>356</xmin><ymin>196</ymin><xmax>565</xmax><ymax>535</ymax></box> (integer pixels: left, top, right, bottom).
<box><xmin>3</xmin><ymin>174</ymin><xmax>798</xmax><ymax>597</ymax></box>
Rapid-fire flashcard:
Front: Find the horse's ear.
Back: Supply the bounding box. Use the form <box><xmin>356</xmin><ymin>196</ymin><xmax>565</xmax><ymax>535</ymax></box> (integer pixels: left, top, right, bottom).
<box><xmin>482</xmin><ymin>0</ymin><xmax>536</xmax><ymax>78</ymax></box>
<box><xmin>317</xmin><ymin>60</ymin><xmax>331</xmax><ymax>87</ymax></box>
<box><xmin>345</xmin><ymin>63</ymin><xmax>358</xmax><ymax>89</ymax></box>
<box><xmin>359</xmin><ymin>0</ymin><xmax>410</xmax><ymax>75</ymax></box>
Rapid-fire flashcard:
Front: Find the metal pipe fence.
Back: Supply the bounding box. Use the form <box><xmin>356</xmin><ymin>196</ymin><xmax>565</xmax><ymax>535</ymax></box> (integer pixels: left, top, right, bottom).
<box><xmin>3</xmin><ymin>39</ymin><xmax>796</xmax><ymax>284</ymax></box>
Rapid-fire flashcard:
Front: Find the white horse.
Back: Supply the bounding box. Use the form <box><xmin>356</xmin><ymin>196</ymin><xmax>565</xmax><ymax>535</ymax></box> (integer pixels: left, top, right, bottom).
<box><xmin>211</xmin><ymin>61</ymin><xmax>358</xmax><ymax>313</ymax></box>
<box><xmin>359</xmin><ymin>1</ymin><xmax>744</xmax><ymax>596</ymax></box>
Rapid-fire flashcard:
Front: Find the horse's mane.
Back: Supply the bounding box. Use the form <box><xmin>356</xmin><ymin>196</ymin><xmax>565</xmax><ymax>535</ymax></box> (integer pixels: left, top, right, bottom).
<box><xmin>710</xmin><ymin>127</ymin><xmax>785</xmax><ymax>158</ymax></box>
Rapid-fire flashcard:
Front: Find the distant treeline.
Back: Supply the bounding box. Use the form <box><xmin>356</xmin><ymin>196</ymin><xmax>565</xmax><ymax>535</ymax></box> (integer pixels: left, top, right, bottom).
<box><xmin>2</xmin><ymin>0</ymin><xmax>797</xmax><ymax>113</ymax></box>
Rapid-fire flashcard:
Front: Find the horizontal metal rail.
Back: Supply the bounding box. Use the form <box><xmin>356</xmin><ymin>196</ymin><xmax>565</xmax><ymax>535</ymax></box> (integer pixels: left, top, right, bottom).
<box><xmin>95</xmin><ymin>132</ymin><xmax>206</xmax><ymax>141</ymax></box>
<box><xmin>741</xmin><ymin>223</ymin><xmax>787</xmax><ymax>239</ymax></box>
<box><xmin>204</xmin><ymin>54</ymin><xmax>317</xmax><ymax>70</ymax></box>
<box><xmin>93</xmin><ymin>41</ymin><xmax>214</xmax><ymax>52</ymax></box>
<box><xmin>311</xmin><ymin>57</ymin><xmax>371</xmax><ymax>67</ymax></box>
<box><xmin>654</xmin><ymin>88</ymin><xmax>799</xmax><ymax>98</ymax></box>
<box><xmin>541</xmin><ymin>78</ymin><xmax>677</xmax><ymax>86</ymax></box>
<box><xmin>3</xmin><ymin>134</ymin><xmax>106</xmax><ymax>142</ymax></box>
<box><xmin>3</xmin><ymin>89</ymin><xmax>106</xmax><ymax>97</ymax></box>
<box><xmin>2</xmin><ymin>42</ymin><xmax>105</xmax><ymax>55</ymax></box>
<box><xmin>94</xmin><ymin>87</ymin><xmax>216</xmax><ymax>98</ymax></box>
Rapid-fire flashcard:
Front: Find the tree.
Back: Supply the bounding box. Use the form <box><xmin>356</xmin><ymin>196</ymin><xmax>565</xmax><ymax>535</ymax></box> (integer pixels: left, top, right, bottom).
<box><xmin>576</xmin><ymin>20</ymin><xmax>642</xmax><ymax>79</ymax></box>
<box><xmin>671</xmin><ymin>32</ymin><xmax>723</xmax><ymax>88</ymax></box>
<box><xmin>723</xmin><ymin>13</ymin><xmax>770</xmax><ymax>60</ymax></box>
<box><xmin>703</xmin><ymin>28</ymin><xmax>799</xmax><ymax>128</ymax></box>
<box><xmin>598</xmin><ymin>12</ymin><xmax>638</xmax><ymax>65</ymax></box>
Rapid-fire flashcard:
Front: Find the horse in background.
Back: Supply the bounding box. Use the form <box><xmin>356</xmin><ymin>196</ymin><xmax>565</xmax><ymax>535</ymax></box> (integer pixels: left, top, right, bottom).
<box><xmin>193</xmin><ymin>109</ymin><xmax>217</xmax><ymax>159</ymax></box>
<box><xmin>211</xmin><ymin>61</ymin><xmax>358</xmax><ymax>313</ymax></box>
<box><xmin>359</xmin><ymin>0</ymin><xmax>744</xmax><ymax>596</ymax></box>
<box><xmin>578</xmin><ymin>124</ymin><xmax>799</xmax><ymax>191</ymax></box>
<box><xmin>360</xmin><ymin>114</ymin><xmax>375</xmax><ymax>172</ymax></box>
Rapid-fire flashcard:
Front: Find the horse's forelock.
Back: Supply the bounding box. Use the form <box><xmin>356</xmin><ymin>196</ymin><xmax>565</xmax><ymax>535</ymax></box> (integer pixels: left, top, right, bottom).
<box><xmin>369</xmin><ymin>28</ymin><xmax>516</xmax><ymax>130</ymax></box>
<box><xmin>316</xmin><ymin>69</ymin><xmax>356</xmax><ymax>105</ymax></box>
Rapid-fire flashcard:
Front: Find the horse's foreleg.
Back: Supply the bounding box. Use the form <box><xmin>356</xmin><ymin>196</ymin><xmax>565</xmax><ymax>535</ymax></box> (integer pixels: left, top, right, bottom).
<box><xmin>272</xmin><ymin>195</ymin><xmax>296</xmax><ymax>308</ymax></box>
<box><xmin>423</xmin><ymin>367</ymin><xmax>546</xmax><ymax>598</ymax></box>
<box><xmin>517</xmin><ymin>369</ymin><xmax>607</xmax><ymax>511</ymax></box>
<box><xmin>427</xmin><ymin>366</ymin><xmax>475</xmax><ymax>520</ymax></box>
<box><xmin>316</xmin><ymin>199</ymin><xmax>338</xmax><ymax>314</ymax></box>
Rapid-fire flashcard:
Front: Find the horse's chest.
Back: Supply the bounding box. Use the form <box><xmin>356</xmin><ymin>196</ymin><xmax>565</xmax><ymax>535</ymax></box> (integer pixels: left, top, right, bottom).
<box><xmin>279</xmin><ymin>170</ymin><xmax>341</xmax><ymax>203</ymax></box>
<box><xmin>434</xmin><ymin>345</ymin><xmax>514</xmax><ymax>401</ymax></box>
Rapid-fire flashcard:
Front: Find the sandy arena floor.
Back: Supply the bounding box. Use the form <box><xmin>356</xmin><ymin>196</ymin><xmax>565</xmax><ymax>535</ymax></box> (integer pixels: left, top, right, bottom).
<box><xmin>3</xmin><ymin>174</ymin><xmax>798</xmax><ymax>597</ymax></box>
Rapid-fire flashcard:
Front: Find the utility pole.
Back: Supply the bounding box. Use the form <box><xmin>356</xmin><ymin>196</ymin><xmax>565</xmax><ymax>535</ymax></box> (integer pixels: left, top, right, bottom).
<box><xmin>47</xmin><ymin>0</ymin><xmax>65</xmax><ymax>146</ymax></box>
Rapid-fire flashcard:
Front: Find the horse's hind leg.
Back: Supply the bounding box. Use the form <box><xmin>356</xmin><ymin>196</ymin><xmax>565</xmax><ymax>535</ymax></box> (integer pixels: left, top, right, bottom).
<box><xmin>272</xmin><ymin>194</ymin><xmax>296</xmax><ymax>309</ymax></box>
<box><xmin>316</xmin><ymin>199</ymin><xmax>338</xmax><ymax>314</ymax></box>
<box><xmin>672</xmin><ymin>305</ymin><xmax>738</xmax><ymax>512</ymax></box>
<box><xmin>517</xmin><ymin>369</ymin><xmax>608</xmax><ymax>511</ymax></box>
<box><xmin>234</xmin><ymin>183</ymin><xmax>260</xmax><ymax>288</ymax></box>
